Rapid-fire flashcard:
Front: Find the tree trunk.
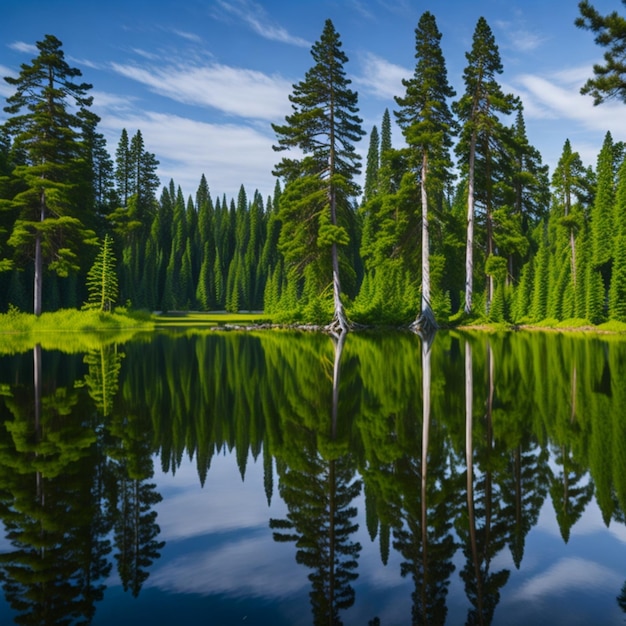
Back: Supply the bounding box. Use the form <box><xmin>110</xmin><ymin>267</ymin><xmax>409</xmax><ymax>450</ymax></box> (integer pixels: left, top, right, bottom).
<box><xmin>328</xmin><ymin>241</ymin><xmax>349</xmax><ymax>336</ymax></box>
<box><xmin>34</xmin><ymin>189</ymin><xmax>46</xmax><ymax>316</ymax></box>
<box><xmin>465</xmin><ymin>133</ymin><xmax>477</xmax><ymax>315</ymax></box>
<box><xmin>412</xmin><ymin>151</ymin><xmax>438</xmax><ymax>336</ymax></box>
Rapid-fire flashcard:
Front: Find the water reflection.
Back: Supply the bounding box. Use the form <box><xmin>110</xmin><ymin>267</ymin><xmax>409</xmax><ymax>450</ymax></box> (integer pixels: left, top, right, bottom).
<box><xmin>0</xmin><ymin>330</ymin><xmax>625</xmax><ymax>624</ymax></box>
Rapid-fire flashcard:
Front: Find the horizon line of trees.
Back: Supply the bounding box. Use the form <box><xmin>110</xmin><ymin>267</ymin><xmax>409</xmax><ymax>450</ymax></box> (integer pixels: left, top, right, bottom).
<box><xmin>1</xmin><ymin>3</ymin><xmax>626</xmax><ymax>328</ymax></box>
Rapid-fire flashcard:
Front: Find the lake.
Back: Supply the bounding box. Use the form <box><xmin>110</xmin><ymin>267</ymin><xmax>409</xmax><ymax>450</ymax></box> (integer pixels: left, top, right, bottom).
<box><xmin>0</xmin><ymin>328</ymin><xmax>625</xmax><ymax>625</ymax></box>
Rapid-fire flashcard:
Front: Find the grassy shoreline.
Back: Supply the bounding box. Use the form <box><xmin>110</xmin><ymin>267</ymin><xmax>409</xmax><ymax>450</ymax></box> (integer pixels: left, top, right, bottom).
<box><xmin>1</xmin><ymin>308</ymin><xmax>626</xmax><ymax>336</ymax></box>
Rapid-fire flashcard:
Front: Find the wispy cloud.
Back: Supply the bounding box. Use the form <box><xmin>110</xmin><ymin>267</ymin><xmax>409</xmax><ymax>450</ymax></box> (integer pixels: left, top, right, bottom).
<box><xmin>354</xmin><ymin>52</ymin><xmax>409</xmax><ymax>100</ymax></box>
<box><xmin>97</xmin><ymin>110</ymin><xmax>278</xmax><ymax>199</ymax></box>
<box><xmin>8</xmin><ymin>41</ymin><xmax>37</xmax><ymax>54</ymax></box>
<box><xmin>509</xmin><ymin>557</ymin><xmax>621</xmax><ymax>602</ymax></box>
<box><xmin>0</xmin><ymin>65</ymin><xmax>15</xmax><ymax>98</ymax></box>
<box><xmin>514</xmin><ymin>68</ymin><xmax>626</xmax><ymax>135</ymax></box>
<box><xmin>92</xmin><ymin>90</ymin><xmax>139</xmax><ymax>111</ymax></box>
<box><xmin>214</xmin><ymin>0</ymin><xmax>310</xmax><ymax>48</ymax></box>
<box><xmin>172</xmin><ymin>29</ymin><xmax>202</xmax><ymax>44</ymax></box>
<box><xmin>495</xmin><ymin>19</ymin><xmax>547</xmax><ymax>54</ymax></box>
<box><xmin>148</xmin><ymin>536</ymin><xmax>307</xmax><ymax>598</ymax></box>
<box><xmin>109</xmin><ymin>60</ymin><xmax>291</xmax><ymax>121</ymax></box>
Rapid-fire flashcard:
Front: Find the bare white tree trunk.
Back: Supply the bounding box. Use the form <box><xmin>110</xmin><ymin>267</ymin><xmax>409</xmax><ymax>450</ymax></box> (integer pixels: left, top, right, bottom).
<box><xmin>465</xmin><ymin>134</ymin><xmax>477</xmax><ymax>315</ymax></box>
<box><xmin>412</xmin><ymin>151</ymin><xmax>437</xmax><ymax>335</ymax></box>
<box><xmin>328</xmin><ymin>241</ymin><xmax>349</xmax><ymax>336</ymax></box>
<box><xmin>34</xmin><ymin>189</ymin><xmax>45</xmax><ymax>316</ymax></box>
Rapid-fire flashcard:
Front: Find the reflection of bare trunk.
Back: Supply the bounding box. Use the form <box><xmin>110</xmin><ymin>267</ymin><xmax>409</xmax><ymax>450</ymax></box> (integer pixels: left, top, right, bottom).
<box><xmin>34</xmin><ymin>343</ymin><xmax>42</xmax><ymax>436</ymax></box>
<box><xmin>570</xmin><ymin>365</ymin><xmax>577</xmax><ymax>424</ymax></box>
<box><xmin>34</xmin><ymin>343</ymin><xmax>43</xmax><ymax>503</ymax></box>
<box><xmin>329</xmin><ymin>331</ymin><xmax>345</xmax><ymax>623</ymax></box>
<box><xmin>331</xmin><ymin>332</ymin><xmax>346</xmax><ymax>440</ymax></box>
<box><xmin>34</xmin><ymin>343</ymin><xmax>45</xmax><ymax>558</ymax></box>
<box><xmin>421</xmin><ymin>335</ymin><xmax>432</xmax><ymax>613</ymax></box>
<box><xmin>485</xmin><ymin>343</ymin><xmax>494</xmax><ymax>544</ymax></box>
<box><xmin>328</xmin><ymin>458</ymin><xmax>336</xmax><ymax>625</ymax></box>
<box><xmin>465</xmin><ymin>341</ymin><xmax>483</xmax><ymax>623</ymax></box>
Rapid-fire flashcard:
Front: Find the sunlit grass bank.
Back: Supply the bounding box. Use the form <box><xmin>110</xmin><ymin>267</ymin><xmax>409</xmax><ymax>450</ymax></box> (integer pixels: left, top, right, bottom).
<box><xmin>0</xmin><ymin>308</ymin><xmax>155</xmax><ymax>354</ymax></box>
<box><xmin>153</xmin><ymin>311</ymin><xmax>272</xmax><ymax>327</ymax></box>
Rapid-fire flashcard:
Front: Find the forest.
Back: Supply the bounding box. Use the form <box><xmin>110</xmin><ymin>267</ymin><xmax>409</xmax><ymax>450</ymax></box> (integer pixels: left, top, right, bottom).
<box><xmin>1</xmin><ymin>2</ymin><xmax>626</xmax><ymax>330</ymax></box>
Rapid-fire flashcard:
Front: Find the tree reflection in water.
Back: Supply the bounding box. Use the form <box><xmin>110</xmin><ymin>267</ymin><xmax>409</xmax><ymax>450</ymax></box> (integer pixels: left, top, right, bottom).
<box><xmin>0</xmin><ymin>330</ymin><xmax>625</xmax><ymax>623</ymax></box>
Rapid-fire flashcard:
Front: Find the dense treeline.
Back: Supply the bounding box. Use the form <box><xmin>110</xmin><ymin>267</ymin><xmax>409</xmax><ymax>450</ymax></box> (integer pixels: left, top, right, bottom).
<box><xmin>1</xmin><ymin>5</ymin><xmax>626</xmax><ymax>326</ymax></box>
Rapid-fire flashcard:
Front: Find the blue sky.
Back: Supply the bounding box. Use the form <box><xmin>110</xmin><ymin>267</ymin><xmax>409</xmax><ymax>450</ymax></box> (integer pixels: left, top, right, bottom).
<box><xmin>1</xmin><ymin>0</ymin><xmax>625</xmax><ymax>202</ymax></box>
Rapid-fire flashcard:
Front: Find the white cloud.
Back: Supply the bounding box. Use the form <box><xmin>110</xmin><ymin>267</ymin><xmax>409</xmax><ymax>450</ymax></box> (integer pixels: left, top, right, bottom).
<box><xmin>147</xmin><ymin>536</ymin><xmax>307</xmax><ymax>598</ymax></box>
<box><xmin>513</xmin><ymin>69</ymin><xmax>626</xmax><ymax>136</ymax></box>
<box><xmin>8</xmin><ymin>41</ymin><xmax>36</xmax><ymax>54</ymax></box>
<box><xmin>98</xmin><ymin>110</ymin><xmax>278</xmax><ymax>199</ymax></box>
<box><xmin>0</xmin><ymin>65</ymin><xmax>15</xmax><ymax>99</ymax></box>
<box><xmin>509</xmin><ymin>557</ymin><xmax>622</xmax><ymax>602</ymax></box>
<box><xmin>109</xmin><ymin>60</ymin><xmax>291</xmax><ymax>121</ymax></box>
<box><xmin>355</xmin><ymin>52</ymin><xmax>409</xmax><ymax>100</ymax></box>
<box><xmin>496</xmin><ymin>20</ymin><xmax>546</xmax><ymax>53</ymax></box>
<box><xmin>215</xmin><ymin>0</ymin><xmax>310</xmax><ymax>48</ymax></box>
<box><xmin>92</xmin><ymin>90</ymin><xmax>138</xmax><ymax>112</ymax></box>
<box><xmin>172</xmin><ymin>29</ymin><xmax>202</xmax><ymax>44</ymax></box>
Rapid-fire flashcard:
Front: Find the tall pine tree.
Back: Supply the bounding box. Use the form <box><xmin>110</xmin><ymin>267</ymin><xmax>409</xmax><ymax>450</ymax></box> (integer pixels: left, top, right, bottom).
<box><xmin>394</xmin><ymin>11</ymin><xmax>456</xmax><ymax>332</ymax></box>
<box><xmin>2</xmin><ymin>34</ymin><xmax>98</xmax><ymax>315</ymax></box>
<box><xmin>272</xmin><ymin>19</ymin><xmax>365</xmax><ymax>334</ymax></box>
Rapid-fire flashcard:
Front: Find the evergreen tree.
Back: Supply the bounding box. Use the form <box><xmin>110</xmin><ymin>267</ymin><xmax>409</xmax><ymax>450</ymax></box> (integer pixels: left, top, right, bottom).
<box><xmin>394</xmin><ymin>11</ymin><xmax>456</xmax><ymax>331</ymax></box>
<box><xmin>610</xmin><ymin>154</ymin><xmax>626</xmax><ymax>320</ymax></box>
<box><xmin>576</xmin><ymin>2</ymin><xmax>626</xmax><ymax>105</ymax></box>
<box><xmin>129</xmin><ymin>130</ymin><xmax>160</xmax><ymax>222</ymax></box>
<box><xmin>592</xmin><ymin>132</ymin><xmax>617</xmax><ymax>270</ymax></box>
<box><xmin>380</xmin><ymin>108</ymin><xmax>392</xmax><ymax>156</ymax></box>
<box><xmin>453</xmin><ymin>17</ymin><xmax>517</xmax><ymax>315</ymax></box>
<box><xmin>363</xmin><ymin>125</ymin><xmax>380</xmax><ymax>203</ymax></box>
<box><xmin>115</xmin><ymin>129</ymin><xmax>131</xmax><ymax>207</ymax></box>
<box><xmin>272</xmin><ymin>19</ymin><xmax>365</xmax><ymax>334</ymax></box>
<box><xmin>85</xmin><ymin>233</ymin><xmax>118</xmax><ymax>312</ymax></box>
<box><xmin>550</xmin><ymin>139</ymin><xmax>592</xmax><ymax>319</ymax></box>
<box><xmin>2</xmin><ymin>34</ymin><xmax>98</xmax><ymax>315</ymax></box>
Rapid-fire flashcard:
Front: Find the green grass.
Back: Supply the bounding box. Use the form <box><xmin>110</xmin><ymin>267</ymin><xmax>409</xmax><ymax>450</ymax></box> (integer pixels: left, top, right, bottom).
<box><xmin>153</xmin><ymin>311</ymin><xmax>273</xmax><ymax>327</ymax></box>
<box><xmin>0</xmin><ymin>307</ymin><xmax>155</xmax><ymax>354</ymax></box>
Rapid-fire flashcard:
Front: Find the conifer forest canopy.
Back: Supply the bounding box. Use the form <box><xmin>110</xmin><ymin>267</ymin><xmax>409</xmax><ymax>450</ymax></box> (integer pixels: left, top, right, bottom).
<box><xmin>2</xmin><ymin>3</ymin><xmax>626</xmax><ymax>328</ymax></box>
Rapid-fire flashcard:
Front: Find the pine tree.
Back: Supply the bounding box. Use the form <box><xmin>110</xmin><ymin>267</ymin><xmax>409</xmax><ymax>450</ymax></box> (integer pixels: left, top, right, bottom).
<box><xmin>592</xmin><ymin>132</ymin><xmax>616</xmax><ymax>270</ymax></box>
<box><xmin>363</xmin><ymin>125</ymin><xmax>380</xmax><ymax>203</ymax></box>
<box><xmin>550</xmin><ymin>139</ymin><xmax>592</xmax><ymax>318</ymax></box>
<box><xmin>2</xmin><ymin>34</ymin><xmax>98</xmax><ymax>315</ymax></box>
<box><xmin>576</xmin><ymin>2</ymin><xmax>626</xmax><ymax>105</ymax></box>
<box><xmin>380</xmin><ymin>108</ymin><xmax>392</xmax><ymax>156</ymax></box>
<box><xmin>610</xmin><ymin>154</ymin><xmax>626</xmax><ymax>320</ymax></box>
<box><xmin>394</xmin><ymin>11</ymin><xmax>456</xmax><ymax>332</ymax></box>
<box><xmin>85</xmin><ymin>234</ymin><xmax>118</xmax><ymax>312</ymax></box>
<box><xmin>115</xmin><ymin>129</ymin><xmax>131</xmax><ymax>207</ymax></box>
<box><xmin>453</xmin><ymin>17</ymin><xmax>517</xmax><ymax>315</ymax></box>
<box><xmin>273</xmin><ymin>19</ymin><xmax>365</xmax><ymax>334</ymax></box>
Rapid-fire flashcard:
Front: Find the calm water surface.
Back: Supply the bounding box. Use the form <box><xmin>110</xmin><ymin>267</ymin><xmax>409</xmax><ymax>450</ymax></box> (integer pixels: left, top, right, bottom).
<box><xmin>0</xmin><ymin>329</ymin><xmax>625</xmax><ymax>625</ymax></box>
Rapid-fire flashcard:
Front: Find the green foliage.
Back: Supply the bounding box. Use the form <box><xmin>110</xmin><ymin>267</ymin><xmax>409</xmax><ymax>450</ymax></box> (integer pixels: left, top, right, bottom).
<box><xmin>272</xmin><ymin>19</ymin><xmax>364</xmax><ymax>326</ymax></box>
<box><xmin>85</xmin><ymin>234</ymin><xmax>118</xmax><ymax>312</ymax></box>
<box><xmin>576</xmin><ymin>1</ymin><xmax>626</xmax><ymax>104</ymax></box>
<box><xmin>2</xmin><ymin>35</ymin><xmax>98</xmax><ymax>315</ymax></box>
<box><xmin>4</xmin><ymin>25</ymin><xmax>626</xmax><ymax>328</ymax></box>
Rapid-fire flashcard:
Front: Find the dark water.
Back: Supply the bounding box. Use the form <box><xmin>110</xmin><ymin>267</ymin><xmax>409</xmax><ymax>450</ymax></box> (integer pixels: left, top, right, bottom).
<box><xmin>0</xmin><ymin>329</ymin><xmax>625</xmax><ymax>625</ymax></box>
